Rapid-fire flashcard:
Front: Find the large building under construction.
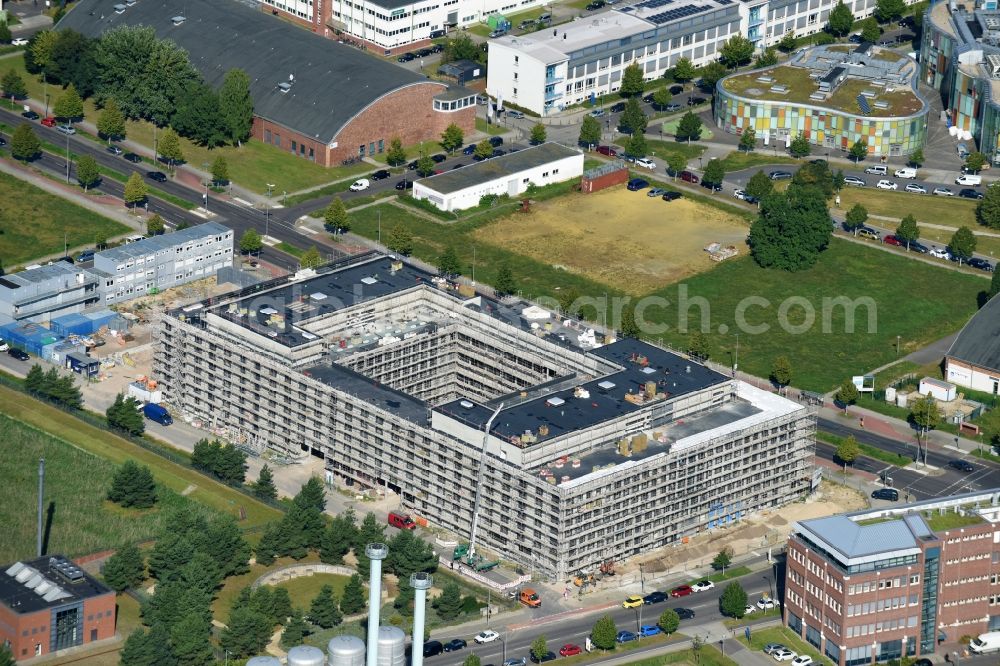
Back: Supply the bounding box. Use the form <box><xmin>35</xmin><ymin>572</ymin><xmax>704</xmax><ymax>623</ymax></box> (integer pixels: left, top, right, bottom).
<box><xmin>155</xmin><ymin>252</ymin><xmax>816</xmax><ymax>579</ymax></box>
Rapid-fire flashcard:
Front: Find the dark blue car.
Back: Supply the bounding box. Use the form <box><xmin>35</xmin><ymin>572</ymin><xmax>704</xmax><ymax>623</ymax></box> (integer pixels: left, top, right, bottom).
<box><xmin>627</xmin><ymin>178</ymin><xmax>649</xmax><ymax>191</ymax></box>
<box><xmin>616</xmin><ymin>631</ymin><xmax>637</xmax><ymax>643</ymax></box>
<box><xmin>463</xmin><ymin>144</ymin><xmax>476</xmax><ymax>155</ymax></box>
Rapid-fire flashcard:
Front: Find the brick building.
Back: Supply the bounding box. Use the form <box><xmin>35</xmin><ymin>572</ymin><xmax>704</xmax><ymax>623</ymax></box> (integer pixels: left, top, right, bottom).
<box><xmin>784</xmin><ymin>491</ymin><xmax>1000</xmax><ymax>665</ymax></box>
<box><xmin>0</xmin><ymin>556</ymin><xmax>115</xmax><ymax>660</ymax></box>
<box><xmin>59</xmin><ymin>0</ymin><xmax>475</xmax><ymax>167</ymax></box>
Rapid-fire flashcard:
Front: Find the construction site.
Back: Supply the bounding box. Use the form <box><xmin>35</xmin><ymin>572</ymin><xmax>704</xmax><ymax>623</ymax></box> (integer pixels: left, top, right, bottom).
<box><xmin>153</xmin><ymin>252</ymin><xmax>819</xmax><ymax>581</ymax></box>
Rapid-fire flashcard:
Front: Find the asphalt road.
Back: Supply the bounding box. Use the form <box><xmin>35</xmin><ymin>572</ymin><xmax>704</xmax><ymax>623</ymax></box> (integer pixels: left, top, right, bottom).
<box><xmin>424</xmin><ymin>570</ymin><xmax>772</xmax><ymax>666</ymax></box>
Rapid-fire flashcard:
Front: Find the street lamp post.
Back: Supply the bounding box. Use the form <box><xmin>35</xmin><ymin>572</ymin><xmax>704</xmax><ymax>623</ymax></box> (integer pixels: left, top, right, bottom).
<box><xmin>44</xmin><ymin>93</ymin><xmax>50</xmax><ymax>119</ymax></box>
<box><xmin>202</xmin><ymin>161</ymin><xmax>209</xmax><ymax>212</ymax></box>
<box><xmin>763</xmin><ymin>574</ymin><xmax>773</xmax><ymax>602</ymax></box>
<box><xmin>65</xmin><ymin>127</ymin><xmax>70</xmax><ymax>184</ymax></box>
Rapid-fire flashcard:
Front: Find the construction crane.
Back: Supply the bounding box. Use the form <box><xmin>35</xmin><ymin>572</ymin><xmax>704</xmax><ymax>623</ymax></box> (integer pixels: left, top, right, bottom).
<box><xmin>467</xmin><ymin>403</ymin><xmax>503</xmax><ymax>562</ymax></box>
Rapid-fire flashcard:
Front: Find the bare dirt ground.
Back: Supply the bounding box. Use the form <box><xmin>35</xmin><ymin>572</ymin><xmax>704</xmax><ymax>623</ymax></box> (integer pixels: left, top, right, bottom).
<box><xmin>472</xmin><ymin>188</ymin><xmax>749</xmax><ymax>295</ymax></box>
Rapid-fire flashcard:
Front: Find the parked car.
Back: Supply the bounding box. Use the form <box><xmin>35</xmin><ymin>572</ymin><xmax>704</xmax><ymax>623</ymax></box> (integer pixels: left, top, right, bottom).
<box><xmin>76</xmin><ymin>249</ymin><xmax>95</xmax><ymax>263</ymax></box>
<box><xmin>491</xmin><ymin>149</ymin><xmax>506</xmax><ymax>158</ymax></box>
<box><xmin>609</xmin><ymin>101</ymin><xmax>626</xmax><ymax>113</ymax></box>
<box><xmin>930</xmin><ymin>246</ymin><xmax>952</xmax><ymax>259</ymax></box>
<box><xmin>959</xmin><ymin>188</ymin><xmax>984</xmax><ymax>199</ymax></box>
<box><xmin>489</xmin><ymin>29</ymin><xmax>507</xmax><ymax>37</ymax></box>
<box><xmin>41</xmin><ymin>116</ymin><xmax>57</xmax><ymax>127</ymax></box>
<box><xmin>431</xmin><ymin>153</ymin><xmax>447</xmax><ymax>163</ymax></box>
<box><xmin>503</xmin><ymin>660</ymin><xmax>527</xmax><ymax>666</ymax></box>
<box><xmin>662</xmin><ymin>191</ymin><xmax>682</xmax><ymax>202</ymax></box>
<box><xmin>790</xmin><ymin>657</ymin><xmax>813</xmax><ymax>666</ymax></box>
<box><xmin>489</xmin><ymin>136</ymin><xmax>504</xmax><ymax>147</ymax></box>
<box><xmin>763</xmin><ymin>644</ymin><xmax>787</xmax><ymax>655</ymax></box>
<box><xmin>638</xmin><ymin>625</ymin><xmax>661</xmax><ymax>637</ymax></box>
<box><xmin>462</xmin><ymin>144</ymin><xmax>477</xmax><ymax>155</ymax></box>
<box><xmin>615</xmin><ymin>631</ymin><xmax>638</xmax><ymax>643</ymax></box>
<box><xmin>665</xmin><ymin>103</ymin><xmax>681</xmax><ymax>111</ymax></box>
<box><xmin>635</xmin><ymin>157</ymin><xmax>656</xmax><ymax>169</ymax></box>
<box><xmin>647</xmin><ymin>188</ymin><xmax>666</xmax><ymax>197</ymax></box>
<box><xmin>349</xmin><ymin>178</ymin><xmax>371</xmax><ymax>192</ymax></box>
<box><xmin>7</xmin><ymin>347</ymin><xmax>29</xmax><ymax>361</ymax></box>
<box><xmin>0</xmin><ymin>339</ymin><xmax>7</xmax><ymax>352</ymax></box>
<box><xmin>843</xmin><ymin>175</ymin><xmax>866</xmax><ymax>187</ymax></box>
<box><xmin>558</xmin><ymin>644</ymin><xmax>582</xmax><ymax>657</ymax></box>
<box><xmin>950</xmin><ymin>459</ymin><xmax>975</xmax><ymax>472</ymax></box>
<box><xmin>122</xmin><ymin>152</ymin><xmax>141</xmax><ymax>163</ymax></box>
<box><xmin>876</xmin><ymin>179</ymin><xmax>897</xmax><ymax>190</ymax></box>
<box><xmin>105</xmin><ymin>145</ymin><xmax>123</xmax><ymax>156</ymax></box>
<box><xmin>371</xmin><ymin>169</ymin><xmax>391</xmax><ymax>181</ymax></box>
<box><xmin>670</xmin><ymin>585</ymin><xmax>693</xmax><ymax>597</ymax></box>
<box><xmin>395</xmin><ymin>179</ymin><xmax>413</xmax><ymax>190</ymax></box>
<box><xmin>691</xmin><ymin>580</ymin><xmax>715</xmax><ymax>592</ymax></box>
<box><xmin>529</xmin><ymin>652</ymin><xmax>557</xmax><ymax>664</ymax></box>
<box><xmin>21</xmin><ymin>110</ymin><xmax>39</xmax><ymax>120</ymax></box>
<box><xmin>769</xmin><ymin>171</ymin><xmax>792</xmax><ymax>181</ymax></box>
<box><xmin>933</xmin><ymin>187</ymin><xmax>954</xmax><ymax>196</ymax></box>
<box><xmin>675</xmin><ymin>607</ymin><xmax>695</xmax><ymax>619</ymax></box>
<box><xmin>443</xmin><ymin>639</ymin><xmax>467</xmax><ymax>652</ymax></box>
<box><xmin>772</xmin><ymin>648</ymin><xmax>797</xmax><ymax>661</ymax></box>
<box><xmin>904</xmin><ymin>183</ymin><xmax>926</xmax><ymax>194</ymax></box>
<box><xmin>475</xmin><ymin>631</ymin><xmax>500</xmax><ymax>644</ymax></box>
<box><xmin>590</xmin><ymin>108</ymin><xmax>606</xmax><ymax>118</ymax></box>
<box><xmin>627</xmin><ymin>178</ymin><xmax>649</xmax><ymax>191</ymax></box>
<box><xmin>757</xmin><ymin>597</ymin><xmax>777</xmax><ymax>609</ymax></box>
<box><xmin>146</xmin><ymin>171</ymin><xmax>167</xmax><ymax>183</ymax></box>
<box><xmin>882</xmin><ymin>234</ymin><xmax>903</xmax><ymax>246</ymax></box>
<box><xmin>56</xmin><ymin>124</ymin><xmax>76</xmax><ymax>135</ymax></box>
<box><xmin>397</xmin><ymin>53</ymin><xmax>416</xmax><ymax>62</ymax></box>
<box><xmin>857</xmin><ymin>227</ymin><xmax>881</xmax><ymax>241</ymax></box>
<box><xmin>643</xmin><ymin>591</ymin><xmax>668</xmax><ymax>604</ymax></box>
<box><xmin>687</xmin><ymin>96</ymin><xmax>706</xmax><ymax>105</ymax></box>
<box><xmin>416</xmin><ymin>48</ymin><xmax>433</xmax><ymax>57</ymax></box>
<box><xmin>11</xmin><ymin>38</ymin><xmax>29</xmax><ymax>46</ymax></box>
<box><xmin>969</xmin><ymin>257</ymin><xmax>994</xmax><ymax>271</ymax></box>
<box><xmin>680</xmin><ymin>171</ymin><xmax>699</xmax><ymax>184</ymax></box>
<box><xmin>423</xmin><ymin>641</ymin><xmax>444</xmax><ymax>658</ymax></box>
<box><xmin>452</xmin><ymin>163</ymin><xmax>464</xmax><ymax>169</ymax></box>
<box><xmin>744</xmin><ymin>604</ymin><xmax>757</xmax><ymax>615</ymax></box>
<box><xmin>596</xmin><ymin>145</ymin><xmax>617</xmax><ymax>156</ymax></box>
<box><xmin>507</xmin><ymin>110</ymin><xmax>525</xmax><ymax>119</ymax></box>
<box><xmin>622</xmin><ymin>596</ymin><xmax>644</xmax><ymax>609</ymax></box>
<box><xmin>872</xmin><ymin>488</ymin><xmax>899</xmax><ymax>501</ymax></box>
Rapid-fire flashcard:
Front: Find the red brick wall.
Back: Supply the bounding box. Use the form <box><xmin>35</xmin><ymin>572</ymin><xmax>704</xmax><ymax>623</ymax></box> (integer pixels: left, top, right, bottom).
<box><xmin>937</xmin><ymin>524</ymin><xmax>994</xmax><ymax>636</ymax></box>
<box><xmin>251</xmin><ymin>83</ymin><xmax>475</xmax><ymax>168</ymax></box>
<box><xmin>0</xmin><ymin>592</ymin><xmax>116</xmax><ymax>660</ymax></box>
<box><xmin>83</xmin><ymin>593</ymin><xmax>117</xmax><ymax>645</ymax></box>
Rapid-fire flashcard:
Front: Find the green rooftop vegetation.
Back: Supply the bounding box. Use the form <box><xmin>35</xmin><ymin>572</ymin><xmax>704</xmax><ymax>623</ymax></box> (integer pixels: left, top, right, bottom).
<box><xmin>925</xmin><ymin>509</ymin><xmax>985</xmax><ymax>531</ymax></box>
<box><xmin>856</xmin><ymin>516</ymin><xmax>897</xmax><ymax>526</ymax></box>
<box><xmin>721</xmin><ymin>63</ymin><xmax>922</xmax><ymax>117</ymax></box>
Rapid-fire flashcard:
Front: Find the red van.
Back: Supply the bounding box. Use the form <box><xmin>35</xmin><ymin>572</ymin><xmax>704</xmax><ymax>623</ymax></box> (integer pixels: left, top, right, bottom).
<box><xmin>388</xmin><ymin>512</ymin><xmax>416</xmax><ymax>530</ymax></box>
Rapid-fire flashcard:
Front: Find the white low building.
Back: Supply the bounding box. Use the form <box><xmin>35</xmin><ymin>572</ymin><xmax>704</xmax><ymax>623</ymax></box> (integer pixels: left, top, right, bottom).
<box><xmin>945</xmin><ymin>295</ymin><xmax>1000</xmax><ymax>395</ymax></box>
<box><xmin>412</xmin><ymin>142</ymin><xmax>583</xmax><ymax>211</ymax></box>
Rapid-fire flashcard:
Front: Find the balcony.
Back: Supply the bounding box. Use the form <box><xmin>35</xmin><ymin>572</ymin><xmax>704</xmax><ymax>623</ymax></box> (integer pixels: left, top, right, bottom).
<box><xmin>544</xmin><ymin>88</ymin><xmax>563</xmax><ymax>101</ymax></box>
<box><xmin>545</xmin><ymin>73</ymin><xmax>564</xmax><ymax>84</ymax></box>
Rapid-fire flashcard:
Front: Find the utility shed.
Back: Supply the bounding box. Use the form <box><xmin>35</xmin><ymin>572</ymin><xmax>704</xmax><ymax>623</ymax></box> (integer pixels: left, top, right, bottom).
<box><xmin>65</xmin><ymin>352</ymin><xmax>100</xmax><ymax>377</ymax></box>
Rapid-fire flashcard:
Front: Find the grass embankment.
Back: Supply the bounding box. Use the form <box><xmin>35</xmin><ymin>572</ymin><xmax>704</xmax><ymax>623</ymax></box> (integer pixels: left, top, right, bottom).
<box><xmin>816</xmin><ymin>431</ymin><xmax>912</xmax><ymax>467</ymax></box>
<box><xmin>717</xmin><ymin>151</ymin><xmax>799</xmax><ymax>172</ymax></box>
<box><xmin>739</xmin><ymin>626</ymin><xmax>833</xmax><ymax>665</ymax></box>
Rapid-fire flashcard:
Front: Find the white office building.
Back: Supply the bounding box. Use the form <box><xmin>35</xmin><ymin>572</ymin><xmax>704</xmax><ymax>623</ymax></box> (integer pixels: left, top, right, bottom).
<box><xmin>488</xmin><ymin>0</ymin><xmax>912</xmax><ymax>114</ymax></box>
<box><xmin>412</xmin><ymin>142</ymin><xmax>583</xmax><ymax>210</ymax></box>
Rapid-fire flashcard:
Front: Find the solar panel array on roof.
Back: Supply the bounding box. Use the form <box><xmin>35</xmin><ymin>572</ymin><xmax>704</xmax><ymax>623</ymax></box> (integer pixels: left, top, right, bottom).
<box><xmin>647</xmin><ymin>4</ymin><xmax>703</xmax><ymax>23</ymax></box>
<box><xmin>857</xmin><ymin>94</ymin><xmax>872</xmax><ymax>114</ymax></box>
<box><xmin>636</xmin><ymin>0</ymin><xmax>674</xmax><ymax>9</ymax></box>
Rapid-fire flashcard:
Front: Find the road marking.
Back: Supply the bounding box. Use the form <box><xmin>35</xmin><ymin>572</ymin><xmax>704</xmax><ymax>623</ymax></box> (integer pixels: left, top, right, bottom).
<box><xmin>262</xmin><ymin>235</ymin><xmax>280</xmax><ymax>246</ymax></box>
<box><xmin>232</xmin><ymin>197</ymin><xmax>255</xmax><ymax>207</ymax></box>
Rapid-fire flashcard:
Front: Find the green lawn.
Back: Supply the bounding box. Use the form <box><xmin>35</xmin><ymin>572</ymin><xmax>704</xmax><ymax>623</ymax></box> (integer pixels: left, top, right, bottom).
<box><xmin>739</xmin><ymin>626</ymin><xmax>833</xmax><ymax>665</ymax></box>
<box><xmin>629</xmin><ymin>645</ymin><xmax>737</xmax><ymax>666</ymax></box>
<box><xmin>835</xmin><ymin>187</ymin><xmax>986</xmax><ymax>239</ymax></box>
<box><xmin>0</xmin><ymin>171</ymin><xmax>129</xmax><ymax>266</ymax></box>
<box><xmin>476</xmin><ymin>117</ymin><xmax>511</xmax><ymax>136</ymax></box>
<box><xmin>641</xmin><ymin>239</ymin><xmax>985</xmax><ymax>391</ymax></box>
<box><xmin>644</xmin><ymin>138</ymin><xmax>707</xmax><ymax>163</ymax></box>
<box><xmin>660</xmin><ymin>119</ymin><xmax>714</xmax><ymax>140</ymax></box>
<box><xmin>269</xmin><ymin>572</ymin><xmax>350</xmax><ymax>610</ymax></box>
<box><xmin>369</xmin><ymin>139</ymin><xmax>444</xmax><ymax>164</ymax></box>
<box><xmin>723</xmin><ymin>607</ymin><xmax>781</xmax><ymax>627</ymax></box>
<box><xmin>816</xmin><ymin>431</ymin><xmax>912</xmax><ymax>467</ymax></box>
<box><xmin>925</xmin><ymin>510</ymin><xmax>985</xmax><ymax>530</ymax></box>
<box><xmin>0</xmin><ymin>413</ymin><xmax>218</xmax><ymax>562</ymax></box>
<box><xmin>717</xmin><ymin>151</ymin><xmax>798</xmax><ymax>172</ymax></box>
<box><xmin>704</xmin><ymin>566</ymin><xmax>752</xmax><ymax>584</ymax></box>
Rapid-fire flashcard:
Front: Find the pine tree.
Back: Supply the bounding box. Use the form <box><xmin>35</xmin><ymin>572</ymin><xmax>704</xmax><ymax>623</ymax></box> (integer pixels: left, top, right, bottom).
<box><xmin>255</xmin><ymin>522</ymin><xmax>284</xmax><ymax>566</ymax></box>
<box><xmin>990</xmin><ymin>269</ymin><xmax>1000</xmax><ymax>299</ymax></box>
<box><xmin>10</xmin><ymin>122</ymin><xmax>40</xmax><ymax>161</ymax></box>
<box><xmin>340</xmin><ymin>574</ymin><xmax>366</xmax><ymax>614</ymax></box>
<box><xmin>271</xmin><ymin>587</ymin><xmax>293</xmax><ymax>623</ymax></box>
<box><xmin>220</xmin><ymin>607</ymin><xmax>273</xmax><ymax>658</ymax></box>
<box><xmin>120</xmin><ymin>628</ymin><xmax>155</xmax><ymax>666</ymax></box>
<box><xmin>394</xmin><ymin>576</ymin><xmax>415</xmax><ymax>616</ymax></box>
<box><xmin>720</xmin><ymin>581</ymin><xmax>748</xmax><ymax>618</ymax></box>
<box><xmin>170</xmin><ymin>613</ymin><xmax>215</xmax><ymax>666</ymax></box>
<box><xmin>53</xmin><ymin>83</ymin><xmax>83</xmax><ymax>120</ymax></box>
<box><xmin>102</xmin><ymin>543</ymin><xmax>146</xmax><ymax>592</ymax></box>
<box><xmin>97</xmin><ymin>98</ymin><xmax>126</xmax><ymax>141</ymax></box>
<box><xmin>438</xmin><ymin>245</ymin><xmax>462</xmax><ymax>277</ymax></box>
<box><xmin>107</xmin><ymin>460</ymin><xmax>157</xmax><ymax>509</ymax></box>
<box><xmin>320</xmin><ymin>508</ymin><xmax>357</xmax><ymax>564</ymax></box>
<box><xmin>76</xmin><ymin>154</ymin><xmax>100</xmax><ymax>191</ymax></box>
<box><xmin>281</xmin><ymin>609</ymin><xmax>311</xmax><ymax>649</ymax></box>
<box><xmin>493</xmin><ymin>263</ymin><xmax>515</xmax><ymax>297</ymax></box>
<box><xmin>434</xmin><ymin>582</ymin><xmax>463</xmax><ymax>620</ymax></box>
<box><xmin>386</xmin><ymin>137</ymin><xmax>407</xmax><ymax>166</ymax></box>
<box><xmin>24</xmin><ymin>364</ymin><xmax>45</xmax><ymax>394</ymax></box>
<box><xmin>324</xmin><ymin>197</ymin><xmax>350</xmax><ymax>234</ymax></box>
<box><xmin>123</xmin><ymin>172</ymin><xmax>148</xmax><ymax>210</ymax></box>
<box><xmin>296</xmin><ymin>476</ymin><xmax>327</xmax><ymax>512</ymax></box>
<box><xmin>309</xmin><ymin>585</ymin><xmax>343</xmax><ymax>628</ymax></box>
<box><xmin>591</xmin><ymin>615</ymin><xmax>617</xmax><ymax>650</ymax></box>
<box><xmin>254</xmin><ymin>464</ymin><xmax>278</xmax><ymax>501</ymax></box>
<box><xmin>828</xmin><ymin>0</ymin><xmax>855</xmax><ymax>36</ymax></box>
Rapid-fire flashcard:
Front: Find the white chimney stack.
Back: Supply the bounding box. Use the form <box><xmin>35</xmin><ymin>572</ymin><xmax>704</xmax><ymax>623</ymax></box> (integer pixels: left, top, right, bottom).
<box><xmin>365</xmin><ymin>543</ymin><xmax>389</xmax><ymax>666</ymax></box>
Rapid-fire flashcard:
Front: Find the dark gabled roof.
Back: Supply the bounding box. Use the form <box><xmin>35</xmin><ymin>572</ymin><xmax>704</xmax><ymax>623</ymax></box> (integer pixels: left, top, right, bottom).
<box><xmin>58</xmin><ymin>0</ymin><xmax>440</xmax><ymax>143</ymax></box>
<box><xmin>419</xmin><ymin>143</ymin><xmax>581</xmax><ymax>195</ymax></box>
<box><xmin>946</xmin><ymin>294</ymin><xmax>1000</xmax><ymax>372</ymax></box>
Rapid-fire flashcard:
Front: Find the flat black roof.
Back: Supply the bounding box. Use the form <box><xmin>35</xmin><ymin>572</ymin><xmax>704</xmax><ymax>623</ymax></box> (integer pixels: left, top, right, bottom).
<box><xmin>0</xmin><ymin>556</ymin><xmax>111</xmax><ymax>615</ymax></box>
<box><xmin>304</xmin><ymin>363</ymin><xmax>429</xmax><ymax>424</ymax></box>
<box><xmin>821</xmin><ymin>66</ymin><xmax>845</xmax><ymax>83</ymax></box>
<box><xmin>435</xmin><ymin>338</ymin><xmax>729</xmax><ymax>444</ymax></box>
<box><xmin>58</xmin><ymin>0</ymin><xmax>437</xmax><ymax>143</ymax></box>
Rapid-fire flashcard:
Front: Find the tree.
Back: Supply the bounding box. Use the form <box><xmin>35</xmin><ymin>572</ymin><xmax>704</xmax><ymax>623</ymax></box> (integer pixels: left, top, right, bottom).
<box><xmin>530</xmin><ymin>636</ymin><xmax>548</xmax><ymax>662</ymax></box>
<box><xmin>172</xmin><ymin>82</ymin><xmax>230</xmax><ymax>149</ymax></box>
<box><xmin>896</xmin><ymin>214</ymin><xmax>920</xmax><ymax>250</ymax></box>
<box><xmin>53</xmin><ymin>83</ymin><xmax>84</xmax><ymax>120</ymax></box>
<box><xmin>828</xmin><ymin>0</ymin><xmax>855</xmax><ymax>36</ymax></box>
<box><xmin>300</xmin><ymin>245</ymin><xmax>323</xmax><ymax>269</ymax></box>
<box><xmin>441</xmin><ymin>33</ymin><xmax>485</xmax><ymax>66</ymax></box>
<box><xmin>107</xmin><ymin>460</ymin><xmax>157</xmax><ymax>509</ymax></box>
<box><xmin>102</xmin><ymin>543</ymin><xmax>145</xmax><ymax>592</ymax></box>
<box><xmin>147</xmin><ymin>214</ymin><xmax>166</xmax><ymax>236</ymax></box>
<box><xmin>210</xmin><ymin>156</ymin><xmax>229</xmax><ymax>186</ymax></box>
<box><xmin>240</xmin><ymin>229</ymin><xmax>263</xmax><ymax>256</ymax></box>
<box><xmin>990</xmin><ymin>269</ymin><xmax>1000</xmax><ymax>299</ymax></box>
<box><xmin>530</xmin><ymin>122</ymin><xmax>547</xmax><ymax>145</ymax></box>
<box><xmin>158</xmin><ymin>128</ymin><xmax>184</xmax><ymax>169</ymax></box>
<box><xmin>591</xmin><ymin>615</ymin><xmax>617</xmax><ymax>650</ymax></box>
<box><xmin>97</xmin><ymin>98</ymin><xmax>126</xmax><ymax>141</ymax></box>
<box><xmin>673</xmin><ymin>57</ymin><xmax>695</xmax><ymax>83</ymax></box>
<box><xmin>844</xmin><ymin>203</ymin><xmax>868</xmax><ymax>235</ymax></box>
<box><xmin>1</xmin><ymin>69</ymin><xmax>27</xmax><ymax>99</ymax></box>
<box><xmin>621</xmin><ymin>61</ymin><xmax>645</xmax><ymax>97</ymax></box>
<box><xmin>218</xmin><ymin>68</ymin><xmax>254</xmax><ymax>145</ymax></box>
<box><xmin>76</xmin><ymin>155</ymin><xmax>100</xmax><ymax>191</ymax></box>
<box><xmin>10</xmin><ymin>122</ymin><xmax>40</xmax><ymax>161</ymax></box>
<box><xmin>910</xmin><ymin>394</ymin><xmax>939</xmax><ymax>444</ymax></box>
<box><xmin>676</xmin><ymin>111</ymin><xmax>702</xmax><ymax>142</ymax></box>
<box><xmin>875</xmin><ymin>0</ymin><xmax>906</xmax><ymax>23</ymax></box>
<box><xmin>437</xmin><ymin>245</ymin><xmax>462</xmax><ymax>277</ymax></box>
<box><xmin>123</xmin><ymin>172</ymin><xmax>148</xmax><ymax>210</ymax></box>
<box><xmin>386</xmin><ymin>224</ymin><xmax>413</xmax><ymax>255</ymax></box>
<box><xmin>860</xmin><ymin>18</ymin><xmax>881</xmax><ymax>43</ymax></box>
<box><xmin>386</xmin><ymin>137</ymin><xmax>407</xmax><ymax>166</ymax></box>
<box><xmin>434</xmin><ymin>581</ymin><xmax>463</xmax><ymax>620</ymax></box>
<box><xmin>949</xmin><ymin>226</ymin><xmax>977</xmax><ymax>264</ymax></box>
<box><xmin>323</xmin><ymin>197</ymin><xmax>350</xmax><ymax>235</ymax></box>
<box><xmin>700</xmin><ymin>61</ymin><xmax>728</xmax><ymax>89</ymax></box>
<box><xmin>463</xmin><ymin>655</ymin><xmax>482</xmax><ymax>666</ymax></box>
<box><xmin>703</xmin><ymin>159</ymin><xmax>725</xmax><ymax>190</ymax></box>
<box><xmin>254</xmin><ymin>464</ymin><xmax>278</xmax><ymax>501</ymax></box>
<box><xmin>658</xmin><ymin>608</ymin><xmax>680</xmax><ymax>634</ymax></box>
<box><xmin>749</xmin><ymin>185</ymin><xmax>832</xmax><ymax>271</ymax></box>
<box><xmin>620</xmin><ymin>97</ymin><xmax>647</xmax><ymax>135</ymax></box>
<box><xmin>789</xmin><ymin>133</ymin><xmax>811</xmax><ymax>158</ymax></box>
<box><xmin>320</xmin><ymin>509</ymin><xmax>357</xmax><ymax>564</ymax></box>
<box><xmin>340</xmin><ymin>574</ymin><xmax>366</xmax><ymax>614</ymax></box>
<box><xmin>120</xmin><ymin>627</ymin><xmax>165</xmax><ymax>666</ymax></box>
<box><xmin>712</xmin><ymin>546</ymin><xmax>733</xmax><ymax>573</ymax></box>
<box><xmin>281</xmin><ymin>609</ymin><xmax>311</xmax><ymax>649</ymax></box>
<box><xmin>0</xmin><ymin>24</ymin><xmax>10</xmax><ymax>44</ymax></box>
<box><xmin>771</xmin><ymin>356</ymin><xmax>792</xmax><ymax>389</ymax></box>
<box><xmin>778</xmin><ymin>31</ymin><xmax>797</xmax><ymax>52</ymax></box>
<box><xmin>625</xmin><ymin>132</ymin><xmax>648</xmax><ymax>158</ymax></box>
<box><xmin>667</xmin><ymin>153</ymin><xmax>688</xmax><ymax>178</ymax></box>
<box><xmin>835</xmin><ymin>378</ymin><xmax>859</xmax><ymax>412</ymax></box>
<box><xmin>106</xmin><ymin>393</ymin><xmax>145</xmax><ymax>435</ymax></box>
<box><xmin>965</xmin><ymin>151</ymin><xmax>988</xmax><ymax>173</ymax></box>
<box><xmin>720</xmin><ymin>35</ymin><xmax>754</xmax><ymax>68</ymax></box>
<box><xmin>720</xmin><ymin>581</ymin><xmax>748</xmax><ymax>618</ymax></box>
<box><xmin>908</xmin><ymin>148</ymin><xmax>924</xmax><ymax>167</ymax></box>
<box><xmin>441</xmin><ymin>123</ymin><xmax>465</xmax><ymax>152</ymax></box>
<box><xmin>494</xmin><ymin>263</ymin><xmax>516</xmax><ymax>297</ymax></box>
<box><xmin>687</xmin><ymin>331</ymin><xmax>709</xmax><ymax>360</ymax></box>
<box><xmin>755</xmin><ymin>47</ymin><xmax>778</xmax><ymax>68</ymax></box>
<box><xmin>579</xmin><ymin>114</ymin><xmax>602</xmax><ymax>148</ymax></box>
<box><xmin>978</xmin><ymin>184</ymin><xmax>1000</xmax><ymax>230</ymax></box>
<box><xmin>745</xmin><ymin>170</ymin><xmax>773</xmax><ymax>201</ymax></box>
<box><xmin>220</xmin><ymin>606</ymin><xmax>272</xmax><ymax>658</ymax></box>
<box><xmin>739</xmin><ymin>127</ymin><xmax>756</xmax><ymax>153</ymax></box>
<box><xmin>25</xmin><ymin>365</ymin><xmax>45</xmax><ymax>395</ymax></box>
<box><xmin>836</xmin><ymin>435</ymin><xmax>860</xmax><ymax>470</ymax></box>
<box><xmin>620</xmin><ymin>305</ymin><xmax>639</xmax><ymax>338</ymax></box>
<box><xmin>309</xmin><ymin>585</ymin><xmax>343</xmax><ymax>628</ymax></box>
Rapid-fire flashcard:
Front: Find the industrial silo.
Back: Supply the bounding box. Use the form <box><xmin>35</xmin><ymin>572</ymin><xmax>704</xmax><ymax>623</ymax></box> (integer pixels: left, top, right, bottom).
<box><xmin>328</xmin><ymin>635</ymin><xmax>366</xmax><ymax>666</ymax></box>
<box><xmin>287</xmin><ymin>645</ymin><xmax>327</xmax><ymax>666</ymax></box>
<box><xmin>377</xmin><ymin>626</ymin><xmax>406</xmax><ymax>666</ymax></box>
<box><xmin>246</xmin><ymin>658</ymin><xmax>282</xmax><ymax>666</ymax></box>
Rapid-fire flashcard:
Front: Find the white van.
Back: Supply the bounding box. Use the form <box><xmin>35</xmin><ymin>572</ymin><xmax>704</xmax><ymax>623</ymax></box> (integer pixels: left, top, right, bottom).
<box><xmin>968</xmin><ymin>632</ymin><xmax>1000</xmax><ymax>654</ymax></box>
<box><xmin>956</xmin><ymin>174</ymin><xmax>983</xmax><ymax>186</ymax></box>
<box><xmin>864</xmin><ymin>165</ymin><xmax>887</xmax><ymax>175</ymax></box>
<box><xmin>894</xmin><ymin>167</ymin><xmax>917</xmax><ymax>178</ymax></box>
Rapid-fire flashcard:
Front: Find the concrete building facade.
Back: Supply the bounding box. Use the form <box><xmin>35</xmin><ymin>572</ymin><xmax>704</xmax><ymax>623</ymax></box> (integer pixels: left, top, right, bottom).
<box><xmin>0</xmin><ymin>263</ymin><xmax>101</xmax><ymax>324</ymax></box>
<box><xmin>412</xmin><ymin>142</ymin><xmax>584</xmax><ymax>210</ymax></box>
<box><xmin>154</xmin><ymin>253</ymin><xmax>816</xmax><ymax>580</ymax></box>
<box><xmin>0</xmin><ymin>556</ymin><xmax>115</xmax><ymax>661</ymax></box>
<box><xmin>785</xmin><ymin>492</ymin><xmax>1000</xmax><ymax>665</ymax></box>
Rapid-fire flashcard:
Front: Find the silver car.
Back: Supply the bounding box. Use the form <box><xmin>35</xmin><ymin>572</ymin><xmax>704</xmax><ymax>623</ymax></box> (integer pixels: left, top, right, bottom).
<box><xmin>843</xmin><ymin>176</ymin><xmax>866</xmax><ymax>187</ymax></box>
